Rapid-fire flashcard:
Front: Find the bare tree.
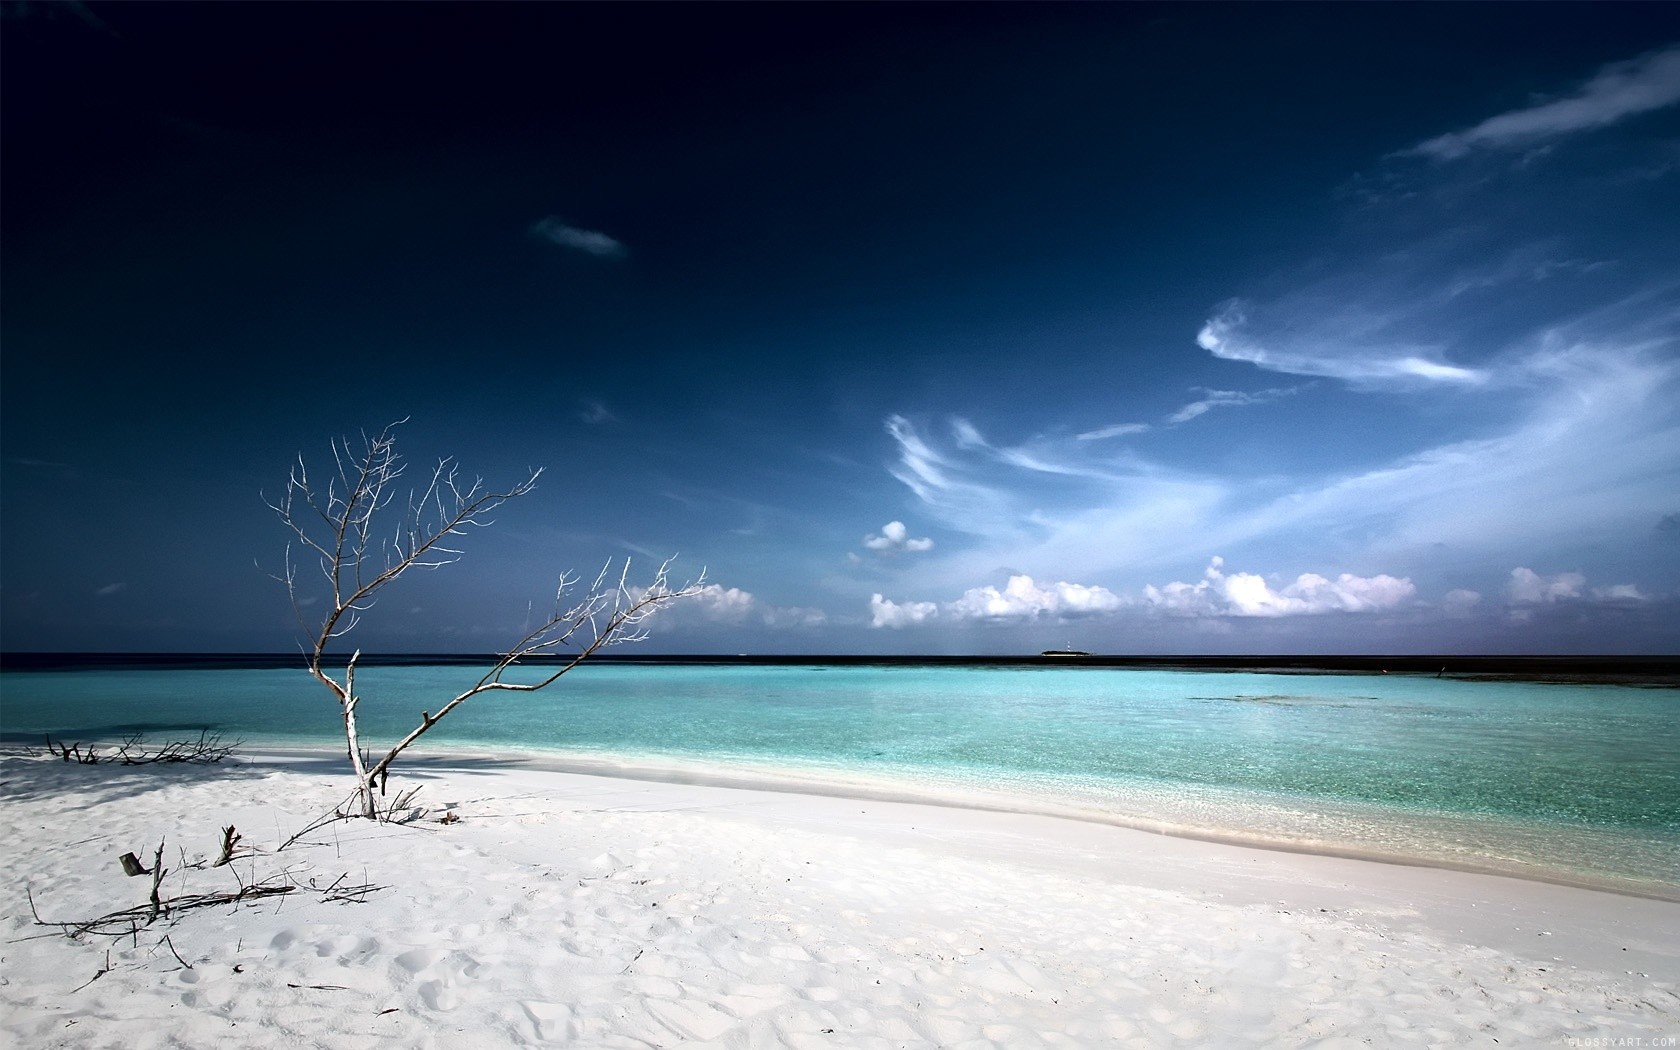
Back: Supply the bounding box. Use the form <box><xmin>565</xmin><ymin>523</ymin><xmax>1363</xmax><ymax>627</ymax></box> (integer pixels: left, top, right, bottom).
<box><xmin>265</xmin><ymin>420</ymin><xmax>699</xmax><ymax>819</ymax></box>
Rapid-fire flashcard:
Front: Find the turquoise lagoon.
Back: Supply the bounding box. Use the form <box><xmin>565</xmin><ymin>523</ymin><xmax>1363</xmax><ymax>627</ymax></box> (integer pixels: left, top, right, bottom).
<box><xmin>2</xmin><ymin>660</ymin><xmax>1675</xmax><ymax>895</ymax></box>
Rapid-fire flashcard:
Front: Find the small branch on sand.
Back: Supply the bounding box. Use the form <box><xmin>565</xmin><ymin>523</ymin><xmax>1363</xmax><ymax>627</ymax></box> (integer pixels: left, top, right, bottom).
<box><xmin>146</xmin><ymin>841</ymin><xmax>167</xmax><ymax>925</ymax></box>
<box><xmin>45</xmin><ymin>737</ymin><xmax>99</xmax><ymax>764</ymax></box>
<box><xmin>214</xmin><ymin>825</ymin><xmax>243</xmax><ymax>867</ymax></box>
<box><xmin>114</xmin><ymin>731</ymin><xmax>242</xmax><ymax>765</ymax></box>
<box><xmin>278</xmin><ymin>794</ymin><xmax>359</xmax><ymax>852</ymax></box>
<box><xmin>159</xmin><ymin>934</ymin><xmax>193</xmax><ymax>970</ymax></box>
<box><xmin>43</xmin><ymin>731</ymin><xmax>241</xmax><ymax>766</ymax></box>
<box><xmin>27</xmin><ymin>880</ymin><xmax>296</xmax><ymax>941</ymax></box>
<box><xmin>69</xmin><ymin>949</ymin><xmax>113</xmax><ymax>993</ymax></box>
<box><xmin>25</xmin><ymin>858</ymin><xmax>383</xmax><ymax>943</ymax></box>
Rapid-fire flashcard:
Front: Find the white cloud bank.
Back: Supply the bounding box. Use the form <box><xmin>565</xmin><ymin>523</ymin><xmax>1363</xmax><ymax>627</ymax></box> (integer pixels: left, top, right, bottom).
<box><xmin>869</xmin><ymin>575</ymin><xmax>1123</xmax><ymax>628</ymax></box>
<box><xmin>639</xmin><ymin>582</ymin><xmax>826</xmax><ymax>631</ymax></box>
<box><xmin>1508</xmin><ymin>567</ymin><xmax>1646</xmax><ymax>605</ymax></box>
<box><xmin>870</xmin><ymin>561</ymin><xmax>1419</xmax><ymax>628</ymax></box>
<box><xmin>946</xmin><ymin>576</ymin><xmax>1124</xmax><ymax>621</ymax></box>
<box><xmin>1142</xmin><ymin>557</ymin><xmax>1417</xmax><ymax>618</ymax></box>
<box><xmin>1412</xmin><ymin>45</ymin><xmax>1680</xmax><ymax>161</ymax></box>
<box><xmin>864</xmin><ymin>521</ymin><xmax>933</xmax><ymax>553</ymax></box>
<box><xmin>869</xmin><ymin>593</ymin><xmax>940</xmax><ymax>629</ymax></box>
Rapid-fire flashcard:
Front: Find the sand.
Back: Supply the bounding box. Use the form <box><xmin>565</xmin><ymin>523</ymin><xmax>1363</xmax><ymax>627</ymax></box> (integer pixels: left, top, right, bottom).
<box><xmin>1</xmin><ymin>748</ymin><xmax>1676</xmax><ymax>1048</ymax></box>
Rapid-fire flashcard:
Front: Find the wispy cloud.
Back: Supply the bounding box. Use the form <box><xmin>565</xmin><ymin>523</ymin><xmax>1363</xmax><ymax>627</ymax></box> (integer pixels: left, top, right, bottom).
<box><xmin>1197</xmin><ymin>302</ymin><xmax>1486</xmax><ymax>387</ymax></box>
<box><xmin>529</xmin><ymin>216</ymin><xmax>626</xmax><ymax>258</ymax></box>
<box><xmin>580</xmin><ymin>399</ymin><xmax>618</xmax><ymax>425</ymax></box>
<box><xmin>883</xmin><ymin>415</ymin><xmax>1014</xmax><ymax>534</ymax></box>
<box><xmin>95</xmin><ymin>582</ymin><xmax>126</xmax><ymax>597</ymax></box>
<box><xmin>1410</xmin><ymin>45</ymin><xmax>1680</xmax><ymax>161</ymax></box>
<box><xmin>1076</xmin><ymin>422</ymin><xmax>1151</xmax><ymax>442</ymax></box>
<box><xmin>878</xmin><ymin>334</ymin><xmax>1675</xmax><ymax>610</ymax></box>
<box><xmin>1166</xmin><ymin>386</ymin><xmax>1300</xmax><ymax>424</ymax></box>
<box><xmin>1077</xmin><ymin>387</ymin><xmax>1297</xmax><ymax>439</ymax></box>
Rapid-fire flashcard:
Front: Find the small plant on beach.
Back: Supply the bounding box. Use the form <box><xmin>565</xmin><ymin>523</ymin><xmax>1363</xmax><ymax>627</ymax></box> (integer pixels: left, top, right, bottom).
<box><xmin>265</xmin><ymin>420</ymin><xmax>700</xmax><ymax>820</ymax></box>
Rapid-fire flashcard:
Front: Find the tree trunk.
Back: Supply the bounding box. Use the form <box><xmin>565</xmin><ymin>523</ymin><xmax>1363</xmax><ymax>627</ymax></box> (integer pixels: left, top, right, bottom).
<box><xmin>342</xmin><ymin>696</ymin><xmax>376</xmax><ymax>819</ymax></box>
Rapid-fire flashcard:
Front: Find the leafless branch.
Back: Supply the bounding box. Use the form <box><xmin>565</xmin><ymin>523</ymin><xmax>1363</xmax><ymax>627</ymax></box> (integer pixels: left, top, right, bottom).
<box><xmin>265</xmin><ymin>421</ymin><xmax>701</xmax><ymax>819</ymax></box>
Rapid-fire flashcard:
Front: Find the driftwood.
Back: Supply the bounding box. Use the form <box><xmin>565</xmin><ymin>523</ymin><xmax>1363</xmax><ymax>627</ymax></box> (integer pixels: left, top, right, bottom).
<box><xmin>214</xmin><ymin>825</ymin><xmax>242</xmax><ymax>867</ymax></box>
<box><xmin>27</xmin><ymin>870</ymin><xmax>380</xmax><ymax>942</ymax></box>
<box><xmin>43</xmin><ymin>731</ymin><xmax>241</xmax><ymax>766</ymax></box>
<box><xmin>27</xmin><ymin>878</ymin><xmax>294</xmax><ymax>941</ymax></box>
<box><xmin>28</xmin><ymin>832</ymin><xmax>382</xmax><ymax>945</ymax></box>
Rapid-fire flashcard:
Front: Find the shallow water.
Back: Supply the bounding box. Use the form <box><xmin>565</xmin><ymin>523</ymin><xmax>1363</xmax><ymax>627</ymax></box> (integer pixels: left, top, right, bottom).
<box><xmin>3</xmin><ymin>661</ymin><xmax>1675</xmax><ymax>892</ymax></box>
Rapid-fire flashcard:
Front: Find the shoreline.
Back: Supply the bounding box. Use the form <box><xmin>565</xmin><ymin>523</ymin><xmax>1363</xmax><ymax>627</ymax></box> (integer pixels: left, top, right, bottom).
<box><xmin>2</xmin><ymin>749</ymin><xmax>1676</xmax><ymax>1046</ymax></box>
<box><xmin>6</xmin><ymin>650</ymin><xmax>1678</xmax><ymax>686</ymax></box>
<box><xmin>246</xmin><ymin>743</ymin><xmax>1680</xmax><ymax>904</ymax></box>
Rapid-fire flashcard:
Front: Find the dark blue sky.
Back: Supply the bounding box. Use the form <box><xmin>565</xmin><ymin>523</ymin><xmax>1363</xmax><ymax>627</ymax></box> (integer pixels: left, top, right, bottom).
<box><xmin>4</xmin><ymin>2</ymin><xmax>1678</xmax><ymax>654</ymax></box>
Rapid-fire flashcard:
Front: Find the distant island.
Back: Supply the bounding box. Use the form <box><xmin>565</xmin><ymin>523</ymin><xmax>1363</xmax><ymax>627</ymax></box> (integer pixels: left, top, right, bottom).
<box><xmin>1040</xmin><ymin>649</ymin><xmax>1092</xmax><ymax>657</ymax></box>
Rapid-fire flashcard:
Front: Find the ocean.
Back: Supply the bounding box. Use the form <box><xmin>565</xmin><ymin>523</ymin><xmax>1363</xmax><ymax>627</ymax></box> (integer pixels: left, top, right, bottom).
<box><xmin>2</xmin><ymin>657</ymin><xmax>1675</xmax><ymax>897</ymax></box>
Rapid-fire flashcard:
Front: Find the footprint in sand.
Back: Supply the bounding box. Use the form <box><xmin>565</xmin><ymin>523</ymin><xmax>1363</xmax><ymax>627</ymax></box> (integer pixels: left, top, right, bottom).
<box><xmin>396</xmin><ymin>948</ymin><xmax>484</xmax><ymax>1013</ymax></box>
<box><xmin>394</xmin><ymin>948</ymin><xmax>444</xmax><ymax>974</ymax></box>
<box><xmin>519</xmin><ymin>1000</ymin><xmax>576</xmax><ymax>1041</ymax></box>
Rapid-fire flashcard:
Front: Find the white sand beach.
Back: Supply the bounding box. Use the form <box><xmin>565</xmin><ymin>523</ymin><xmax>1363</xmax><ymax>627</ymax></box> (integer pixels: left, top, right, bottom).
<box><xmin>2</xmin><ymin>748</ymin><xmax>1676</xmax><ymax>1048</ymax></box>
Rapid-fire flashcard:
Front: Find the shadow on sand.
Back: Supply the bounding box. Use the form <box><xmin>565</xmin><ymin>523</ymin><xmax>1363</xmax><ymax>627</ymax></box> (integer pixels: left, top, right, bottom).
<box><xmin>0</xmin><ymin>738</ymin><xmax>535</xmax><ymax>809</ymax></box>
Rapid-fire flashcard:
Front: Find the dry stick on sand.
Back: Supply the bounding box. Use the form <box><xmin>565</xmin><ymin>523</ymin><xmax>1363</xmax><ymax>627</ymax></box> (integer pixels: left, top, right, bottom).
<box><xmin>44</xmin><ymin>731</ymin><xmax>242</xmax><ymax>766</ymax></box>
<box><xmin>24</xmin><ymin>841</ymin><xmax>382</xmax><ymax>943</ymax></box>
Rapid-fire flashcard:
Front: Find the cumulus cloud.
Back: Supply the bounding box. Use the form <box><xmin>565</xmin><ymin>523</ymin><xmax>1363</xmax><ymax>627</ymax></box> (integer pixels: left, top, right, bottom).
<box><xmin>868</xmin><ymin>575</ymin><xmax>1124</xmax><ymax>628</ymax></box>
<box><xmin>1442</xmin><ymin>589</ymin><xmax>1482</xmax><ymax>615</ymax></box>
<box><xmin>529</xmin><ymin>216</ymin><xmax>626</xmax><ymax>258</ymax></box>
<box><xmin>688</xmin><ymin>583</ymin><xmax>758</xmax><ymax>621</ymax></box>
<box><xmin>1593</xmin><ymin>583</ymin><xmax>1647</xmax><ymax>602</ymax></box>
<box><xmin>945</xmin><ymin>575</ymin><xmax>1124</xmax><ymax>622</ymax></box>
<box><xmin>1508</xmin><ymin>567</ymin><xmax>1646</xmax><ymax>605</ymax></box>
<box><xmin>1143</xmin><ymin>557</ymin><xmax>1416</xmax><ymax>618</ymax></box>
<box><xmin>1411</xmin><ymin>45</ymin><xmax>1680</xmax><ymax>161</ymax></box>
<box><xmin>864</xmin><ymin>520</ymin><xmax>934</xmax><ymax>553</ymax></box>
<box><xmin>1198</xmin><ymin>303</ymin><xmax>1485</xmax><ymax>387</ymax></box>
<box><xmin>759</xmin><ymin>605</ymin><xmax>828</xmax><ymax>629</ymax></box>
<box><xmin>638</xmin><ymin>581</ymin><xmax>829</xmax><ymax>631</ymax></box>
<box><xmin>870</xmin><ymin>593</ymin><xmax>939</xmax><ymax>629</ymax></box>
<box><xmin>1507</xmin><ymin>567</ymin><xmax>1586</xmax><ymax>604</ymax></box>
